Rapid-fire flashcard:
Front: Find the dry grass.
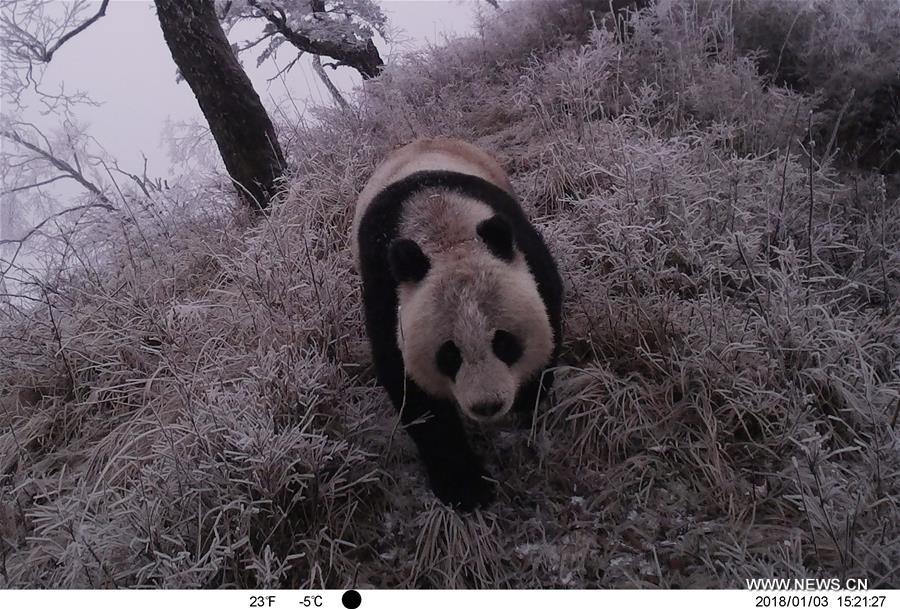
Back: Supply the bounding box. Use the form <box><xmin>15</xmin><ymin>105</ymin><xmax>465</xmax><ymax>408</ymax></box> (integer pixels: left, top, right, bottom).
<box><xmin>1</xmin><ymin>0</ymin><xmax>899</xmax><ymax>589</ymax></box>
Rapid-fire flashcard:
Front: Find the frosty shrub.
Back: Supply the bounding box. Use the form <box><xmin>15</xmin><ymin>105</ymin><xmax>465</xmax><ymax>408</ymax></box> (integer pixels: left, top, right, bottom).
<box><xmin>726</xmin><ymin>0</ymin><xmax>900</xmax><ymax>171</ymax></box>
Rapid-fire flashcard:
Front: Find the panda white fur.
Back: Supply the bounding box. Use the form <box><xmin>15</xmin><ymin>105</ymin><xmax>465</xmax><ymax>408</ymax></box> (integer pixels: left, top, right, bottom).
<box><xmin>353</xmin><ymin>137</ymin><xmax>563</xmax><ymax>510</ymax></box>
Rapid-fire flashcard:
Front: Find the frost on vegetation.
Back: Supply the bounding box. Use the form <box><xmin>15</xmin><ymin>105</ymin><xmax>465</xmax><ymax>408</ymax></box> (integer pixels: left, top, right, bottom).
<box><xmin>2</xmin><ymin>0</ymin><xmax>899</xmax><ymax>589</ymax></box>
<box><xmin>215</xmin><ymin>0</ymin><xmax>387</xmax><ymax>66</ymax></box>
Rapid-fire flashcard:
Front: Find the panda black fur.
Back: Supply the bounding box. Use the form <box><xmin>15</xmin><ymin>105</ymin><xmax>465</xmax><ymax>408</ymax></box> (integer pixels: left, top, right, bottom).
<box><xmin>353</xmin><ymin>138</ymin><xmax>563</xmax><ymax>510</ymax></box>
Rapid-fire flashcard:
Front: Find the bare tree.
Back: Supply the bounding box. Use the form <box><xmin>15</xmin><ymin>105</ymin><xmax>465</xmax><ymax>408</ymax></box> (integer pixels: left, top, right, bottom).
<box><xmin>154</xmin><ymin>0</ymin><xmax>286</xmax><ymax>210</ymax></box>
<box><xmin>0</xmin><ymin>0</ymin><xmax>109</xmax><ymax>114</ymax></box>
<box><xmin>1</xmin><ymin>0</ymin><xmax>284</xmax><ymax>212</ymax></box>
<box><xmin>0</xmin><ymin>117</ymin><xmax>116</xmax><ymax>288</ymax></box>
<box><xmin>1</xmin><ymin>0</ymin><xmax>115</xmax><ymax>271</ymax></box>
<box><xmin>2</xmin><ymin>0</ymin><xmax>389</xmax><ymax>215</ymax></box>
<box><xmin>216</xmin><ymin>0</ymin><xmax>386</xmax><ymax>79</ymax></box>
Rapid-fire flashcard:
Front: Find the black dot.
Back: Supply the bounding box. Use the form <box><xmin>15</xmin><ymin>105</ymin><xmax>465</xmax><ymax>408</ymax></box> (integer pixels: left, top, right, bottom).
<box><xmin>342</xmin><ymin>590</ymin><xmax>362</xmax><ymax>609</ymax></box>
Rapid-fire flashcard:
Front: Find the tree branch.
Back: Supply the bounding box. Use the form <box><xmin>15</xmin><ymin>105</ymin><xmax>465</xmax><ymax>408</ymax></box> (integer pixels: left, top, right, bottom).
<box><xmin>247</xmin><ymin>0</ymin><xmax>383</xmax><ymax>79</ymax></box>
<box><xmin>266</xmin><ymin>51</ymin><xmax>304</xmax><ymax>83</ymax></box>
<box><xmin>312</xmin><ymin>55</ymin><xmax>349</xmax><ymax>110</ymax></box>
<box><xmin>41</xmin><ymin>0</ymin><xmax>110</xmax><ymax>62</ymax></box>
<box><xmin>237</xmin><ymin>30</ymin><xmax>276</xmax><ymax>53</ymax></box>
<box><xmin>0</xmin><ymin>174</ymin><xmax>71</xmax><ymax>196</ymax></box>
<box><xmin>1</xmin><ymin>128</ymin><xmax>111</xmax><ymax>205</ymax></box>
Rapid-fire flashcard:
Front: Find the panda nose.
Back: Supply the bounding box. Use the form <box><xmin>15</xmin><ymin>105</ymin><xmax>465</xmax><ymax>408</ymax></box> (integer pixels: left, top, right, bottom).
<box><xmin>471</xmin><ymin>401</ymin><xmax>503</xmax><ymax>418</ymax></box>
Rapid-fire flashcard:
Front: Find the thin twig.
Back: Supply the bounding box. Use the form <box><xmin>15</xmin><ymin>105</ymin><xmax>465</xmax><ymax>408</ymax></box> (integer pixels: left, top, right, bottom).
<box><xmin>772</xmin><ymin>101</ymin><xmax>803</xmax><ymax>247</ymax></box>
<box><xmin>823</xmin><ymin>89</ymin><xmax>854</xmax><ymax>161</ymax></box>
<box><xmin>735</xmin><ymin>234</ymin><xmax>770</xmax><ymax>326</ymax></box>
<box><xmin>0</xmin><ymin>174</ymin><xmax>70</xmax><ymax>196</ymax></box>
<box><xmin>806</xmin><ymin>111</ymin><xmax>815</xmax><ymax>275</ymax></box>
<box><xmin>0</xmin><ymin>202</ymin><xmax>115</xmax><ymax>281</ymax></box>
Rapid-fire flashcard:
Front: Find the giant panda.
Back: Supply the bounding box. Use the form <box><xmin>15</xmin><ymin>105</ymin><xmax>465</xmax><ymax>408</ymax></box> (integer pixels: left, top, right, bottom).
<box><xmin>352</xmin><ymin>137</ymin><xmax>563</xmax><ymax>510</ymax></box>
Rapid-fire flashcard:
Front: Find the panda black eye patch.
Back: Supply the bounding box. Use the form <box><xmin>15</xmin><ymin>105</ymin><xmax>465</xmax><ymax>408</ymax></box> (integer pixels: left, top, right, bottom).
<box><xmin>476</xmin><ymin>215</ymin><xmax>515</xmax><ymax>261</ymax></box>
<box><xmin>436</xmin><ymin>341</ymin><xmax>463</xmax><ymax>379</ymax></box>
<box><xmin>492</xmin><ymin>330</ymin><xmax>523</xmax><ymax>365</ymax></box>
<box><xmin>388</xmin><ymin>238</ymin><xmax>430</xmax><ymax>283</ymax></box>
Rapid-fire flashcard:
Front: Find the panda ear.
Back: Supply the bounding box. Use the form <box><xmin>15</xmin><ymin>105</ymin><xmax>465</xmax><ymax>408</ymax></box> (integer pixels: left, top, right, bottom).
<box><xmin>476</xmin><ymin>215</ymin><xmax>515</xmax><ymax>261</ymax></box>
<box><xmin>388</xmin><ymin>239</ymin><xmax>430</xmax><ymax>283</ymax></box>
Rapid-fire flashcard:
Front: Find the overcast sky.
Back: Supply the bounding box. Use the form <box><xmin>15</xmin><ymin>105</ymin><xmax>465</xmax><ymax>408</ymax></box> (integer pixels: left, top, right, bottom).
<box><xmin>15</xmin><ymin>0</ymin><xmax>481</xmax><ymax>175</ymax></box>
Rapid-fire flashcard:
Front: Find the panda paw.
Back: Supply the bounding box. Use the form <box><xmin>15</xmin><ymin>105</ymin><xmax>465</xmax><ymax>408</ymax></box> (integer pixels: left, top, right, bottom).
<box><xmin>427</xmin><ymin>460</ymin><xmax>495</xmax><ymax>512</ymax></box>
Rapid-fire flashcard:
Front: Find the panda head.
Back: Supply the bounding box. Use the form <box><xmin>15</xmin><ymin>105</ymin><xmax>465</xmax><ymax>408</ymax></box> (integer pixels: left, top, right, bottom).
<box><xmin>389</xmin><ymin>214</ymin><xmax>554</xmax><ymax>422</ymax></box>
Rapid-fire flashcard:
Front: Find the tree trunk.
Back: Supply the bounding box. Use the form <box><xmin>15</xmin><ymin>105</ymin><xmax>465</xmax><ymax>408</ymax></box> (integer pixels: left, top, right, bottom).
<box><xmin>154</xmin><ymin>0</ymin><xmax>285</xmax><ymax>210</ymax></box>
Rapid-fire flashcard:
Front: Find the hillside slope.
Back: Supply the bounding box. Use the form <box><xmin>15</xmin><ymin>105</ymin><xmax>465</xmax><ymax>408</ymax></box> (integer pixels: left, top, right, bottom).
<box><xmin>1</xmin><ymin>0</ymin><xmax>899</xmax><ymax>588</ymax></box>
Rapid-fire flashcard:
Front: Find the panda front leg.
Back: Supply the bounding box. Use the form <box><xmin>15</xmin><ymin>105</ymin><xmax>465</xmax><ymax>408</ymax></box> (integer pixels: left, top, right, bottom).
<box><xmin>393</xmin><ymin>380</ymin><xmax>495</xmax><ymax>511</ymax></box>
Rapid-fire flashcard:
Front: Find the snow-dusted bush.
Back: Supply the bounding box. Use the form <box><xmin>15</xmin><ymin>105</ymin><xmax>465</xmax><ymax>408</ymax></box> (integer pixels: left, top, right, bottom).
<box><xmin>727</xmin><ymin>0</ymin><xmax>900</xmax><ymax>170</ymax></box>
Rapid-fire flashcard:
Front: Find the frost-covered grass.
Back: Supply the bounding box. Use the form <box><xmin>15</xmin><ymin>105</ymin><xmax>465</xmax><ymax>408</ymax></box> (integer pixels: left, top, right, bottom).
<box><xmin>1</xmin><ymin>0</ymin><xmax>899</xmax><ymax>589</ymax></box>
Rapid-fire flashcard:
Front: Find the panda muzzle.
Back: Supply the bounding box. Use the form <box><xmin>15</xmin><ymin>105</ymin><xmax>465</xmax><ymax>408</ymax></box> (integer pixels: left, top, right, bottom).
<box><xmin>470</xmin><ymin>400</ymin><xmax>504</xmax><ymax>419</ymax></box>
